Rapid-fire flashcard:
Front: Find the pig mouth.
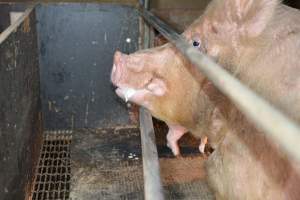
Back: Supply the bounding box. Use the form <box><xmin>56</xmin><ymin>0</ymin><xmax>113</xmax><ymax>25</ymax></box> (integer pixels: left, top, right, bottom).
<box><xmin>115</xmin><ymin>86</ymin><xmax>152</xmax><ymax>109</ymax></box>
<box><xmin>111</xmin><ymin>63</ymin><xmax>140</xmax><ymax>103</ymax></box>
<box><xmin>111</xmin><ymin>64</ymin><xmax>138</xmax><ymax>103</ymax></box>
<box><xmin>115</xmin><ymin>87</ymin><xmax>138</xmax><ymax>102</ymax></box>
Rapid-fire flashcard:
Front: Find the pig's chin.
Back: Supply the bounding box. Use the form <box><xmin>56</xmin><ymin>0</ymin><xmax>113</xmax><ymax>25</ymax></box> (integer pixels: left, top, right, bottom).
<box><xmin>115</xmin><ymin>87</ymin><xmax>150</xmax><ymax>108</ymax></box>
<box><xmin>115</xmin><ymin>87</ymin><xmax>137</xmax><ymax>102</ymax></box>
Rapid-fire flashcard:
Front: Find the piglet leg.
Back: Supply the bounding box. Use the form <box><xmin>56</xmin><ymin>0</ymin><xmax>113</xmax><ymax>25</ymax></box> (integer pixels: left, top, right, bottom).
<box><xmin>166</xmin><ymin>125</ymin><xmax>187</xmax><ymax>156</ymax></box>
<box><xmin>199</xmin><ymin>136</ymin><xmax>208</xmax><ymax>154</ymax></box>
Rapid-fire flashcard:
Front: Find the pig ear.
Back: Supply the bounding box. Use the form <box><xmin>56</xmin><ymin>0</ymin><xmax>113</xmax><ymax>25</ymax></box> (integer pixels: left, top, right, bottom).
<box><xmin>147</xmin><ymin>78</ymin><xmax>167</xmax><ymax>96</ymax></box>
<box><xmin>212</xmin><ymin>0</ymin><xmax>279</xmax><ymax>37</ymax></box>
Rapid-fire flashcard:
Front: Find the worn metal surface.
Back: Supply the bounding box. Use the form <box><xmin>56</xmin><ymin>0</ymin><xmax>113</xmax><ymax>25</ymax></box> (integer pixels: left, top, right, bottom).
<box><xmin>139</xmin><ymin>8</ymin><xmax>300</xmax><ymax>161</ymax></box>
<box><xmin>70</xmin><ymin>127</ymin><xmax>214</xmax><ymax>200</ymax></box>
<box><xmin>0</xmin><ymin>8</ymin><xmax>43</xmax><ymax>200</ymax></box>
<box><xmin>139</xmin><ymin>108</ymin><xmax>164</xmax><ymax>200</ymax></box>
<box><xmin>70</xmin><ymin>127</ymin><xmax>144</xmax><ymax>200</ymax></box>
<box><xmin>0</xmin><ymin>0</ymin><xmax>138</xmax><ymax>5</ymax></box>
<box><xmin>31</xmin><ymin>131</ymin><xmax>72</xmax><ymax>200</ymax></box>
<box><xmin>0</xmin><ymin>5</ymin><xmax>10</xmax><ymax>33</ymax></box>
<box><xmin>36</xmin><ymin>4</ymin><xmax>139</xmax><ymax>129</ymax></box>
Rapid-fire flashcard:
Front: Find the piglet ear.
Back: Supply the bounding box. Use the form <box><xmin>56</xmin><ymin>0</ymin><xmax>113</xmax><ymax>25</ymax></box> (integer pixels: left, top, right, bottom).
<box><xmin>209</xmin><ymin>0</ymin><xmax>279</xmax><ymax>37</ymax></box>
<box><xmin>147</xmin><ymin>78</ymin><xmax>167</xmax><ymax>96</ymax></box>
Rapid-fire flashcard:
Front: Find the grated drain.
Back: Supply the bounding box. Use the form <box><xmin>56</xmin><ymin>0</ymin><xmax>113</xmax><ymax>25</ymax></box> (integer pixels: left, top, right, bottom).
<box><xmin>31</xmin><ymin>130</ymin><xmax>72</xmax><ymax>200</ymax></box>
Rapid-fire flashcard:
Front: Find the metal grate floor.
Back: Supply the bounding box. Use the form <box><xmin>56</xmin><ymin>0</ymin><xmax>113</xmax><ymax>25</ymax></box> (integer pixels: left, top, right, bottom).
<box><xmin>31</xmin><ymin>130</ymin><xmax>72</xmax><ymax>200</ymax></box>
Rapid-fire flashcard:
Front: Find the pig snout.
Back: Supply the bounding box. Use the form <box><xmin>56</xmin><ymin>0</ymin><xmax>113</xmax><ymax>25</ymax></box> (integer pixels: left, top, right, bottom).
<box><xmin>111</xmin><ymin>51</ymin><xmax>150</xmax><ymax>105</ymax></box>
<box><xmin>111</xmin><ymin>51</ymin><xmax>124</xmax><ymax>86</ymax></box>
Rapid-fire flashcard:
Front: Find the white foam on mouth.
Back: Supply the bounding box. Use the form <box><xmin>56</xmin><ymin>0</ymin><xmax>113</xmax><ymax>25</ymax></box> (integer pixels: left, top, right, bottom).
<box><xmin>123</xmin><ymin>88</ymin><xmax>137</xmax><ymax>102</ymax></box>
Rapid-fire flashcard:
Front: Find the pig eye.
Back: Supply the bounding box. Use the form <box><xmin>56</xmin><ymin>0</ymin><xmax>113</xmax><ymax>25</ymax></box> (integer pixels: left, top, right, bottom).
<box><xmin>192</xmin><ymin>40</ymin><xmax>201</xmax><ymax>48</ymax></box>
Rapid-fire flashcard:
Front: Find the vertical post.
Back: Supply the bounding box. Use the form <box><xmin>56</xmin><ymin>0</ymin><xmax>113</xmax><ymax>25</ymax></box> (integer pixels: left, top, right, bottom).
<box><xmin>139</xmin><ymin>108</ymin><xmax>164</xmax><ymax>200</ymax></box>
<box><xmin>139</xmin><ymin>1</ymin><xmax>164</xmax><ymax>200</ymax></box>
<box><xmin>143</xmin><ymin>0</ymin><xmax>150</xmax><ymax>49</ymax></box>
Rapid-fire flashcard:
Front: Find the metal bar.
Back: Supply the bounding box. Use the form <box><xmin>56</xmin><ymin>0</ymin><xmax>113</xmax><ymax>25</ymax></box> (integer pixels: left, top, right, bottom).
<box><xmin>138</xmin><ymin>8</ymin><xmax>300</xmax><ymax>161</ymax></box>
<box><xmin>139</xmin><ymin>1</ymin><xmax>164</xmax><ymax>200</ymax></box>
<box><xmin>139</xmin><ymin>107</ymin><xmax>164</xmax><ymax>200</ymax></box>
<box><xmin>141</xmin><ymin>0</ymin><xmax>150</xmax><ymax>49</ymax></box>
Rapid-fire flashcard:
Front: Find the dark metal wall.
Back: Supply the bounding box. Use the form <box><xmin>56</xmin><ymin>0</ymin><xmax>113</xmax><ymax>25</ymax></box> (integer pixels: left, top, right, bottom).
<box><xmin>0</xmin><ymin>5</ymin><xmax>10</xmax><ymax>33</ymax></box>
<box><xmin>0</xmin><ymin>4</ymin><xmax>27</xmax><ymax>33</ymax></box>
<box><xmin>0</xmin><ymin>9</ymin><xmax>43</xmax><ymax>200</ymax></box>
<box><xmin>36</xmin><ymin>4</ymin><xmax>139</xmax><ymax>130</ymax></box>
<box><xmin>284</xmin><ymin>0</ymin><xmax>300</xmax><ymax>9</ymax></box>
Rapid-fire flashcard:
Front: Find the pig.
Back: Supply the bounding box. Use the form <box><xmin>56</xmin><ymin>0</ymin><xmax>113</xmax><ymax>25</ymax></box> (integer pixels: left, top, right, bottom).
<box><xmin>110</xmin><ymin>30</ymin><xmax>228</xmax><ymax>155</ymax></box>
<box><xmin>111</xmin><ymin>0</ymin><xmax>300</xmax><ymax>199</ymax></box>
<box><xmin>111</xmin><ymin>47</ymin><xmax>220</xmax><ymax>155</ymax></box>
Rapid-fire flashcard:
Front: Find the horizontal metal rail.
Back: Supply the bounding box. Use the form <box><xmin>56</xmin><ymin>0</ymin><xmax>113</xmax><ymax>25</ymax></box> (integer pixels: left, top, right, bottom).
<box><xmin>138</xmin><ymin>8</ymin><xmax>300</xmax><ymax>161</ymax></box>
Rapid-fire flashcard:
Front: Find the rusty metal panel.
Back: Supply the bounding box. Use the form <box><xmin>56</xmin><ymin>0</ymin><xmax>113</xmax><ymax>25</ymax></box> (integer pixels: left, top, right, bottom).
<box><xmin>0</xmin><ymin>8</ymin><xmax>43</xmax><ymax>200</ymax></box>
<box><xmin>36</xmin><ymin>4</ymin><xmax>140</xmax><ymax>129</ymax></box>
